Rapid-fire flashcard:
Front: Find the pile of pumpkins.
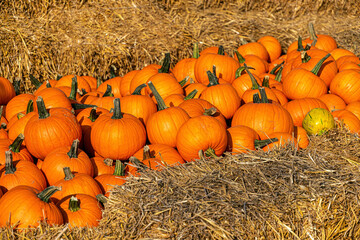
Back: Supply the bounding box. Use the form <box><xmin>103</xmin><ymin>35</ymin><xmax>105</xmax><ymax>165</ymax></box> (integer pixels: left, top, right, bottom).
<box><xmin>0</xmin><ymin>23</ymin><xmax>360</xmax><ymax>229</ymax></box>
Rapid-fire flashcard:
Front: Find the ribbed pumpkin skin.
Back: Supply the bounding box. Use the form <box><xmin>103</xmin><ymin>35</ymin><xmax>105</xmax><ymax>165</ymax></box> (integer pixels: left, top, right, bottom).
<box><xmin>262</xmin><ymin>132</ymin><xmax>297</xmax><ymax>152</ymax></box>
<box><xmin>176</xmin><ymin>115</ymin><xmax>227</xmax><ymax>162</ymax></box>
<box><xmin>0</xmin><ymin>77</ymin><xmax>16</xmax><ymax>105</ymax></box>
<box><xmin>8</xmin><ymin>112</ymin><xmax>37</xmax><ymax>144</ymax></box>
<box><xmin>95</xmin><ymin>174</ymin><xmax>126</xmax><ymax>197</ymax></box>
<box><xmin>0</xmin><ymin>185</ymin><xmax>63</xmax><ymax>228</ymax></box>
<box><xmin>146</xmin><ymin>73</ymin><xmax>184</xmax><ymax>104</ymax></box>
<box><xmin>5</xmin><ymin>93</ymin><xmax>35</xmax><ymax>121</ymax></box>
<box><xmin>294</xmin><ymin>126</ymin><xmax>309</xmax><ymax>149</ymax></box>
<box><xmin>120</xmin><ymin>70</ymin><xmax>139</xmax><ymax>97</ymax></box>
<box><xmin>24</xmin><ymin>108</ymin><xmax>82</xmax><ymax>160</ymax></box>
<box><xmin>120</xmin><ymin>94</ymin><xmax>157</xmax><ymax>125</ymax></box>
<box><xmin>0</xmin><ymin>138</ymin><xmax>33</xmax><ymax>165</ymax></box>
<box><xmin>330</xmin><ymin>70</ymin><xmax>360</xmax><ymax>104</ymax></box>
<box><xmin>129</xmin><ymin>64</ymin><xmax>161</xmax><ymax>95</ymax></box>
<box><xmin>92</xmin><ymin>157</ymin><xmax>115</xmax><ymax>177</ymax></box>
<box><xmin>332</xmin><ymin>109</ymin><xmax>360</xmax><ymax>134</ymax></box>
<box><xmin>56</xmin><ymin>75</ymin><xmax>91</xmax><ymax>94</ymax></box>
<box><xmin>194</xmin><ymin>53</ymin><xmax>240</xmax><ymax>85</ymax></box>
<box><xmin>232</xmin><ymin>102</ymin><xmax>294</xmax><ymax>140</ymax></box>
<box><xmin>318</xmin><ymin>94</ymin><xmax>346</xmax><ymax>112</ymax></box>
<box><xmin>237</xmin><ymin>42</ymin><xmax>270</xmax><ymax>62</ymax></box>
<box><xmin>0</xmin><ymin>160</ymin><xmax>47</xmax><ymax>193</ymax></box>
<box><xmin>345</xmin><ymin>101</ymin><xmax>360</xmax><ymax>120</ymax></box>
<box><xmin>226</xmin><ymin>125</ymin><xmax>260</xmax><ymax>154</ymax></box>
<box><xmin>283</xmin><ymin>98</ymin><xmax>328</xmax><ymax>127</ymax></box>
<box><xmin>91</xmin><ymin>113</ymin><xmax>146</xmax><ymax>160</ymax></box>
<box><xmin>97</xmin><ymin>77</ymin><xmax>123</xmax><ymax>98</ymax></box>
<box><xmin>146</xmin><ymin>107</ymin><xmax>190</xmax><ymax>148</ymax></box>
<box><xmin>133</xmin><ymin>144</ymin><xmax>185</xmax><ymax>166</ymax></box>
<box><xmin>172</xmin><ymin>57</ymin><xmax>197</xmax><ymax>82</ymax></box>
<box><xmin>282</xmin><ymin>68</ymin><xmax>328</xmax><ymax>100</ymax></box>
<box><xmin>56</xmin><ymin>194</ymin><xmax>103</xmax><ymax>228</ymax></box>
<box><xmin>34</xmin><ymin>87</ymin><xmax>73</xmax><ymax>111</ymax></box>
<box><xmin>257</xmin><ymin>36</ymin><xmax>282</xmax><ymax>62</ymax></box>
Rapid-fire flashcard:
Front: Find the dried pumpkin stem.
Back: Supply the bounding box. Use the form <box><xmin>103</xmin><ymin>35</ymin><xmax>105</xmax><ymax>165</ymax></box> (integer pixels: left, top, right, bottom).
<box><xmin>63</xmin><ymin>167</ymin><xmax>75</xmax><ymax>181</ymax></box>
<box><xmin>111</xmin><ymin>98</ymin><xmax>123</xmax><ymax>119</ymax></box>
<box><xmin>244</xmin><ymin>63</ymin><xmax>260</xmax><ymax>90</ymax></box>
<box><xmin>88</xmin><ymin>107</ymin><xmax>99</xmax><ymax>122</ymax></box>
<box><xmin>297</xmin><ymin>36</ymin><xmax>305</xmax><ymax>52</ymax></box>
<box><xmin>9</xmin><ymin>133</ymin><xmax>25</xmax><ymax>153</ymax></box>
<box><xmin>184</xmin><ymin>89</ymin><xmax>198</xmax><ymax>100</ymax></box>
<box><xmin>67</xmin><ymin>139</ymin><xmax>80</xmax><ymax>158</ymax></box>
<box><xmin>0</xmin><ymin>106</ymin><xmax>3</xmax><ymax>119</ymax></box>
<box><xmin>36</xmin><ymin>96</ymin><xmax>50</xmax><ymax>119</ymax></box>
<box><xmin>103</xmin><ymin>84</ymin><xmax>114</xmax><ymax>97</ymax></box>
<box><xmin>45</xmin><ymin>80</ymin><xmax>52</xmax><ymax>88</ymax></box>
<box><xmin>132</xmin><ymin>83</ymin><xmax>147</xmax><ymax>95</ymax></box>
<box><xmin>308</xmin><ymin>22</ymin><xmax>318</xmax><ymax>41</ymax></box>
<box><xmin>103</xmin><ymin>158</ymin><xmax>113</xmax><ymax>166</ymax></box>
<box><xmin>193</xmin><ymin>42</ymin><xmax>200</xmax><ymax>59</ymax></box>
<box><xmin>68</xmin><ymin>75</ymin><xmax>78</xmax><ymax>100</ymax></box>
<box><xmin>69</xmin><ymin>196</ymin><xmax>80</xmax><ymax>212</ymax></box>
<box><xmin>0</xmin><ymin>123</ymin><xmax>6</xmax><ymax>129</ymax></box>
<box><xmin>97</xmin><ymin>77</ymin><xmax>102</xmax><ymax>88</ymax></box>
<box><xmin>96</xmin><ymin>194</ymin><xmax>108</xmax><ymax>204</ymax></box>
<box><xmin>37</xmin><ymin>186</ymin><xmax>62</xmax><ymax>203</ymax></box>
<box><xmin>148</xmin><ymin>81</ymin><xmax>168</xmax><ymax>111</ymax></box>
<box><xmin>114</xmin><ymin>160</ymin><xmax>126</xmax><ymax>176</ymax></box>
<box><xmin>254</xmin><ymin>138</ymin><xmax>278</xmax><ymax>149</ymax></box>
<box><xmin>5</xmin><ymin>150</ymin><xmax>16</xmax><ymax>174</ymax></box>
<box><xmin>203</xmin><ymin>107</ymin><xmax>218</xmax><ymax>116</ymax></box>
<box><xmin>311</xmin><ymin>53</ymin><xmax>331</xmax><ymax>75</ymax></box>
<box><xmin>301</xmin><ymin>51</ymin><xmax>311</xmax><ymax>63</ymax></box>
<box><xmin>262</xmin><ymin>76</ymin><xmax>270</xmax><ymax>88</ymax></box>
<box><xmin>158</xmin><ymin>53</ymin><xmax>171</xmax><ymax>73</ymax></box>
<box><xmin>29</xmin><ymin>74</ymin><xmax>42</xmax><ymax>89</ymax></box>
<box><xmin>142</xmin><ymin>145</ymin><xmax>152</xmax><ymax>159</ymax></box>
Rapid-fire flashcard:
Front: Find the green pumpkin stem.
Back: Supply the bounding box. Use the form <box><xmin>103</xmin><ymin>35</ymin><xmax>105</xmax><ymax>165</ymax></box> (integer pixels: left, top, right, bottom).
<box><xmin>67</xmin><ymin>139</ymin><xmax>80</xmax><ymax>158</ymax></box>
<box><xmin>203</xmin><ymin>107</ymin><xmax>218</xmax><ymax>116</ymax></box>
<box><xmin>297</xmin><ymin>36</ymin><xmax>305</xmax><ymax>52</ymax></box>
<box><xmin>301</xmin><ymin>51</ymin><xmax>311</xmax><ymax>63</ymax></box>
<box><xmin>206</xmin><ymin>70</ymin><xmax>219</xmax><ymax>87</ymax></box>
<box><xmin>311</xmin><ymin>53</ymin><xmax>331</xmax><ymax>76</ymax></box>
<box><xmin>68</xmin><ymin>196</ymin><xmax>80</xmax><ymax>212</ymax></box>
<box><xmin>235</xmin><ymin>50</ymin><xmax>246</xmax><ymax>64</ymax></box>
<box><xmin>37</xmin><ymin>186</ymin><xmax>62</xmax><ymax>203</ymax></box>
<box><xmin>5</xmin><ymin>150</ymin><xmax>16</xmax><ymax>174</ymax></box>
<box><xmin>63</xmin><ymin>167</ymin><xmax>75</xmax><ymax>181</ymax></box>
<box><xmin>97</xmin><ymin>77</ymin><xmax>102</xmax><ymax>89</ymax></box>
<box><xmin>132</xmin><ymin>83</ymin><xmax>147</xmax><ymax>95</ymax></box>
<box><xmin>259</xmin><ymin>87</ymin><xmax>269</xmax><ymax>103</ymax></box>
<box><xmin>0</xmin><ymin>106</ymin><xmax>3</xmax><ymax>120</ymax></box>
<box><xmin>0</xmin><ymin>123</ymin><xmax>6</xmax><ymax>129</ymax></box>
<box><xmin>205</xmin><ymin>147</ymin><xmax>218</xmax><ymax>158</ymax></box>
<box><xmin>179</xmin><ymin>76</ymin><xmax>189</xmax><ymax>87</ymax></box>
<box><xmin>158</xmin><ymin>53</ymin><xmax>171</xmax><ymax>73</ymax></box>
<box><xmin>45</xmin><ymin>80</ymin><xmax>52</xmax><ymax>88</ymax></box>
<box><xmin>262</xmin><ymin>76</ymin><xmax>270</xmax><ymax>88</ymax></box>
<box><xmin>36</xmin><ymin>96</ymin><xmax>50</xmax><ymax>119</ymax></box>
<box><xmin>308</xmin><ymin>22</ymin><xmax>318</xmax><ymax>42</ymax></box>
<box><xmin>184</xmin><ymin>89</ymin><xmax>198</xmax><ymax>100</ymax></box>
<box><xmin>274</xmin><ymin>65</ymin><xmax>283</xmax><ymax>82</ymax></box>
<box><xmin>26</xmin><ymin>100</ymin><xmax>34</xmax><ymax>114</ymax></box>
<box><xmin>269</xmin><ymin>61</ymin><xmax>284</xmax><ymax>75</ymax></box>
<box><xmin>148</xmin><ymin>81</ymin><xmax>168</xmax><ymax>111</ymax></box>
<box><xmin>253</xmin><ymin>93</ymin><xmax>261</xmax><ymax>103</ymax></box>
<box><xmin>114</xmin><ymin>160</ymin><xmax>126</xmax><ymax>176</ymax></box>
<box><xmin>13</xmin><ymin>79</ymin><xmax>21</xmax><ymax>96</ymax></box>
<box><xmin>193</xmin><ymin>42</ymin><xmax>200</xmax><ymax>59</ymax></box>
<box><xmin>96</xmin><ymin>194</ymin><xmax>108</xmax><ymax>204</ymax></box>
<box><xmin>17</xmin><ymin>113</ymin><xmax>25</xmax><ymax>120</ymax></box>
<box><xmin>71</xmin><ymin>103</ymin><xmax>97</xmax><ymax>110</ymax></box>
<box><xmin>56</xmin><ymin>75</ymin><xmax>62</xmax><ymax>80</ymax></box>
<box><xmin>103</xmin><ymin>84</ymin><xmax>114</xmax><ymax>97</ymax></box>
<box><xmin>217</xmin><ymin>45</ymin><xmax>225</xmax><ymax>55</ymax></box>
<box><xmin>111</xmin><ymin>98</ymin><xmax>123</xmax><ymax>119</ymax></box>
<box><xmin>244</xmin><ymin>63</ymin><xmax>260</xmax><ymax>90</ymax></box>
<box><xmin>8</xmin><ymin>133</ymin><xmax>24</xmax><ymax>153</ymax></box>
<box><xmin>110</xmin><ymin>65</ymin><xmax>117</xmax><ymax>79</ymax></box>
<box><xmin>29</xmin><ymin>74</ymin><xmax>42</xmax><ymax>89</ymax></box>
<box><xmin>88</xmin><ymin>107</ymin><xmax>100</xmax><ymax>122</ymax></box>
<box><xmin>68</xmin><ymin>76</ymin><xmax>78</xmax><ymax>101</ymax></box>
<box><xmin>254</xmin><ymin>138</ymin><xmax>279</xmax><ymax>149</ymax></box>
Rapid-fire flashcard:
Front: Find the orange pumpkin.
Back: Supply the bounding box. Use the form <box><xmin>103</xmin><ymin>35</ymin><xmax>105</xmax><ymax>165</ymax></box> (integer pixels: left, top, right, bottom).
<box><xmin>257</xmin><ymin>35</ymin><xmax>282</xmax><ymax>62</ymax></box>
<box><xmin>95</xmin><ymin>160</ymin><xmax>127</xmax><ymax>197</ymax></box>
<box><xmin>329</xmin><ymin>70</ymin><xmax>360</xmax><ymax>104</ymax></box>
<box><xmin>0</xmin><ymin>77</ymin><xmax>16</xmax><ymax>105</ymax></box>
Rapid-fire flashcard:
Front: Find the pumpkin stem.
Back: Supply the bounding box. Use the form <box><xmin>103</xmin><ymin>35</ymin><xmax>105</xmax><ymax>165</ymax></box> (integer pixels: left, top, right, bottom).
<box><xmin>103</xmin><ymin>158</ymin><xmax>114</xmax><ymax>166</ymax></box>
<box><xmin>205</xmin><ymin>147</ymin><xmax>218</xmax><ymax>158</ymax></box>
<box><xmin>206</xmin><ymin>70</ymin><xmax>219</xmax><ymax>87</ymax></box>
<box><xmin>129</xmin><ymin>156</ymin><xmax>148</xmax><ymax>171</ymax></box>
<box><xmin>110</xmin><ymin>65</ymin><xmax>117</xmax><ymax>79</ymax></box>
<box><xmin>67</xmin><ymin>139</ymin><xmax>80</xmax><ymax>158</ymax></box>
<box><xmin>0</xmin><ymin>106</ymin><xmax>3</xmax><ymax>119</ymax></box>
<box><xmin>9</xmin><ymin>133</ymin><xmax>25</xmax><ymax>153</ymax></box>
<box><xmin>17</xmin><ymin>113</ymin><xmax>25</xmax><ymax>120</ymax></box>
<box><xmin>114</xmin><ymin>160</ymin><xmax>126</xmax><ymax>176</ymax></box>
<box><xmin>4</xmin><ymin>150</ymin><xmax>16</xmax><ymax>174</ymax></box>
<box><xmin>244</xmin><ymin>63</ymin><xmax>260</xmax><ymax>90</ymax></box>
<box><xmin>71</xmin><ymin>103</ymin><xmax>97</xmax><ymax>110</ymax></box>
<box><xmin>0</xmin><ymin>123</ymin><xmax>6</xmax><ymax>130</ymax></box>
<box><xmin>36</xmin><ymin>96</ymin><xmax>50</xmax><ymax>119</ymax></box>
<box><xmin>254</xmin><ymin>138</ymin><xmax>279</xmax><ymax>149</ymax></box>
<box><xmin>148</xmin><ymin>81</ymin><xmax>168</xmax><ymax>111</ymax></box>
<box><xmin>262</xmin><ymin>76</ymin><xmax>270</xmax><ymax>88</ymax></box>
<box><xmin>63</xmin><ymin>167</ymin><xmax>75</xmax><ymax>181</ymax></box>
<box><xmin>96</xmin><ymin>194</ymin><xmax>108</xmax><ymax>205</ymax></box>
<box><xmin>203</xmin><ymin>107</ymin><xmax>218</xmax><ymax>116</ymax></box>
<box><xmin>68</xmin><ymin>196</ymin><xmax>81</xmax><ymax>212</ymax></box>
<box><xmin>308</xmin><ymin>22</ymin><xmax>318</xmax><ymax>42</ymax></box>
<box><xmin>269</xmin><ymin>61</ymin><xmax>284</xmax><ymax>75</ymax></box>
<box><xmin>274</xmin><ymin>65</ymin><xmax>283</xmax><ymax>82</ymax></box>
<box><xmin>258</xmin><ymin>87</ymin><xmax>269</xmax><ymax>103</ymax></box>
<box><xmin>184</xmin><ymin>89</ymin><xmax>198</xmax><ymax>100</ymax></box>
<box><xmin>179</xmin><ymin>76</ymin><xmax>189</xmax><ymax>87</ymax></box>
<box><xmin>45</xmin><ymin>80</ymin><xmax>52</xmax><ymax>88</ymax></box>
<box><xmin>68</xmin><ymin>75</ymin><xmax>78</xmax><ymax>101</ymax></box>
<box><xmin>111</xmin><ymin>98</ymin><xmax>123</xmax><ymax>119</ymax></box>
<box><xmin>56</xmin><ymin>75</ymin><xmax>62</xmax><ymax>80</ymax></box>
<box><xmin>102</xmin><ymin>84</ymin><xmax>114</xmax><ymax>97</ymax></box>
<box><xmin>193</xmin><ymin>42</ymin><xmax>200</xmax><ymax>59</ymax></box>
<box><xmin>311</xmin><ymin>53</ymin><xmax>331</xmax><ymax>75</ymax></box>
<box><xmin>37</xmin><ymin>186</ymin><xmax>62</xmax><ymax>203</ymax></box>
<box><xmin>217</xmin><ymin>45</ymin><xmax>225</xmax><ymax>55</ymax></box>
<box><xmin>25</xmin><ymin>99</ymin><xmax>34</xmax><ymax>114</ymax></box>
<box><xmin>296</xmin><ymin>36</ymin><xmax>305</xmax><ymax>52</ymax></box>
<box><xmin>29</xmin><ymin>74</ymin><xmax>42</xmax><ymax>89</ymax></box>
<box><xmin>96</xmin><ymin>77</ymin><xmax>102</xmax><ymax>89</ymax></box>
<box><xmin>88</xmin><ymin>107</ymin><xmax>100</xmax><ymax>122</ymax></box>
<box><xmin>142</xmin><ymin>145</ymin><xmax>153</xmax><ymax>159</ymax></box>
<box><xmin>235</xmin><ymin>65</ymin><xmax>255</xmax><ymax>78</ymax></box>
<box><xmin>301</xmin><ymin>51</ymin><xmax>311</xmax><ymax>63</ymax></box>
<box><xmin>253</xmin><ymin>93</ymin><xmax>261</xmax><ymax>103</ymax></box>
<box><xmin>235</xmin><ymin>50</ymin><xmax>246</xmax><ymax>64</ymax></box>
<box><xmin>158</xmin><ymin>53</ymin><xmax>171</xmax><ymax>73</ymax></box>
<box><xmin>132</xmin><ymin>83</ymin><xmax>147</xmax><ymax>95</ymax></box>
